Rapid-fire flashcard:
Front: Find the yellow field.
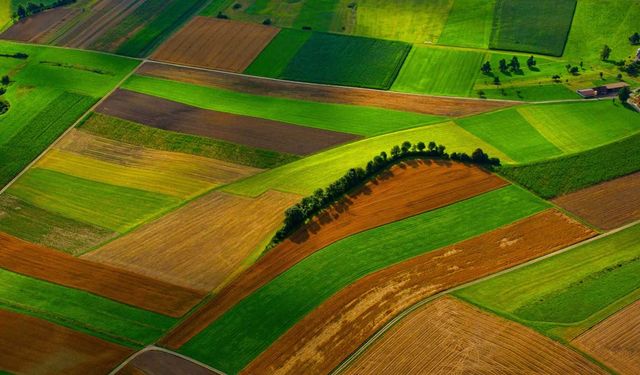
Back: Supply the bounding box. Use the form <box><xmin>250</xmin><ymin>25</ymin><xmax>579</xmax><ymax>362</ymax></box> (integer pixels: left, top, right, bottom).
<box><xmin>0</xmin><ymin>2</ymin><xmax>9</xmax><ymax>31</ymax></box>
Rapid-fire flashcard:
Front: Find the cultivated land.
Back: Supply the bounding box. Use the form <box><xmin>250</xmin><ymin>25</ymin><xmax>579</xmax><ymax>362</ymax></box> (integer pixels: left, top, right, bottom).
<box><xmin>344</xmin><ymin>297</ymin><xmax>604</xmax><ymax>375</ymax></box>
<box><xmin>244</xmin><ymin>28</ymin><xmax>311</xmax><ymax>77</ymax></box>
<box><xmin>118</xmin><ymin>349</ymin><xmax>219</xmax><ymax>375</ymax></box>
<box><xmin>245</xmin><ymin>210</ymin><xmax>596</xmax><ymax>374</ymax></box>
<box><xmin>574</xmin><ymin>299</ymin><xmax>640</xmax><ymax>375</ymax></box>
<box><xmin>84</xmin><ymin>190</ymin><xmax>300</xmax><ymax>291</ymax></box>
<box><xmin>0</xmin><ymin>7</ymin><xmax>78</xmax><ymax>43</ymax></box>
<box><xmin>553</xmin><ymin>172</ymin><xmax>640</xmax><ymax>230</ymax></box>
<box><xmin>162</xmin><ymin>160</ymin><xmax>508</xmax><ymax>348</ymax></box>
<box><xmin>0</xmin><ymin>232</ymin><xmax>205</xmax><ymax>317</ymax></box>
<box><xmin>437</xmin><ymin>0</ymin><xmax>496</xmax><ymax>48</ymax></box>
<box><xmin>153</xmin><ymin>17</ymin><xmax>279</xmax><ymax>72</ymax></box>
<box><xmin>96</xmin><ymin>89</ymin><xmax>361</xmax><ymax>155</ymax></box>
<box><xmin>0</xmin><ymin>309</ymin><xmax>134</xmax><ymax>375</ymax></box>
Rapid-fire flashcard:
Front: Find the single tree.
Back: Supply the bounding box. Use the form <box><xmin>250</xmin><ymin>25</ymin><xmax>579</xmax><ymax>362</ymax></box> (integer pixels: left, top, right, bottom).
<box><xmin>618</xmin><ymin>86</ymin><xmax>631</xmax><ymax>102</ymax></box>
<box><xmin>16</xmin><ymin>5</ymin><xmax>26</xmax><ymax>19</ymax></box>
<box><xmin>570</xmin><ymin>66</ymin><xmax>580</xmax><ymax>75</ymax></box>
<box><xmin>427</xmin><ymin>141</ymin><xmax>437</xmax><ymax>151</ymax></box>
<box><xmin>390</xmin><ymin>145</ymin><xmax>401</xmax><ymax>158</ymax></box>
<box><xmin>527</xmin><ymin>55</ymin><xmax>536</xmax><ymax>68</ymax></box>
<box><xmin>629</xmin><ymin>32</ymin><xmax>640</xmax><ymax>45</ymax></box>
<box><xmin>510</xmin><ymin>56</ymin><xmax>520</xmax><ymax>72</ymax></box>
<box><xmin>498</xmin><ymin>59</ymin><xmax>508</xmax><ymax>73</ymax></box>
<box><xmin>493</xmin><ymin>76</ymin><xmax>501</xmax><ymax>85</ymax></box>
<box><xmin>1</xmin><ymin>76</ymin><xmax>9</xmax><ymax>85</ymax></box>
<box><xmin>416</xmin><ymin>141</ymin><xmax>426</xmax><ymax>152</ymax></box>
<box><xmin>600</xmin><ymin>45</ymin><xmax>612</xmax><ymax>61</ymax></box>
<box><xmin>480</xmin><ymin>61</ymin><xmax>492</xmax><ymax>74</ymax></box>
<box><xmin>599</xmin><ymin>72</ymin><xmax>604</xmax><ymax>79</ymax></box>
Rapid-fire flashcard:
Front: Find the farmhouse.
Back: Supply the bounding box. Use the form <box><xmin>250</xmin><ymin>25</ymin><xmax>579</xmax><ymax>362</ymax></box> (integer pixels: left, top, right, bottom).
<box><xmin>577</xmin><ymin>82</ymin><xmax>630</xmax><ymax>98</ymax></box>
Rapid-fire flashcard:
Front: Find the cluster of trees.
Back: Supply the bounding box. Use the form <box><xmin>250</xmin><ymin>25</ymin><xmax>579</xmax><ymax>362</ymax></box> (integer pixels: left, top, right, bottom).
<box><xmin>268</xmin><ymin>142</ymin><xmax>500</xmax><ymax>248</ymax></box>
<box><xmin>0</xmin><ymin>75</ymin><xmax>9</xmax><ymax>114</ymax></box>
<box><xmin>0</xmin><ymin>53</ymin><xmax>28</xmax><ymax>59</ymax></box>
<box><xmin>15</xmin><ymin>0</ymin><xmax>76</xmax><ymax>20</ymax></box>
<box><xmin>619</xmin><ymin>86</ymin><xmax>632</xmax><ymax>102</ymax></box>
<box><xmin>482</xmin><ymin>56</ymin><xmax>536</xmax><ymax>76</ymax></box>
<box><xmin>622</xmin><ymin>60</ymin><xmax>639</xmax><ymax>77</ymax></box>
<box><xmin>630</xmin><ymin>32</ymin><xmax>640</xmax><ymax>45</ymax></box>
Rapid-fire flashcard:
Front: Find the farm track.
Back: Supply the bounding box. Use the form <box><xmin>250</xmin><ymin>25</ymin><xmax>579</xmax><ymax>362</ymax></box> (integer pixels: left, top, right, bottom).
<box><xmin>0</xmin><ymin>232</ymin><xmax>206</xmax><ymax>317</ymax></box>
<box><xmin>115</xmin><ymin>347</ymin><xmax>223</xmax><ymax>375</ymax></box>
<box><xmin>0</xmin><ymin>309</ymin><xmax>134</xmax><ymax>375</ymax></box>
<box><xmin>160</xmin><ymin>160</ymin><xmax>508</xmax><ymax>349</ymax></box>
<box><xmin>342</xmin><ymin>297</ymin><xmax>605</xmax><ymax>375</ymax></box>
<box><xmin>152</xmin><ymin>17</ymin><xmax>279</xmax><ymax>72</ymax></box>
<box><xmin>96</xmin><ymin>89</ymin><xmax>361</xmax><ymax>155</ymax></box>
<box><xmin>243</xmin><ymin>209</ymin><xmax>596</xmax><ymax>374</ymax></box>
<box><xmin>0</xmin><ymin>7</ymin><xmax>79</xmax><ymax>43</ymax></box>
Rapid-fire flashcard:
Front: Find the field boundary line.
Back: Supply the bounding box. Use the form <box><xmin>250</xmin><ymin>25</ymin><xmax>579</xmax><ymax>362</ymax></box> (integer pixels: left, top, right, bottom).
<box><xmin>108</xmin><ymin>346</ymin><xmax>227</xmax><ymax>375</ymax></box>
<box><xmin>331</xmin><ymin>218</ymin><xmax>640</xmax><ymax>374</ymax></box>
<box><xmin>0</xmin><ymin>59</ymin><xmax>144</xmax><ymax>194</ymax></box>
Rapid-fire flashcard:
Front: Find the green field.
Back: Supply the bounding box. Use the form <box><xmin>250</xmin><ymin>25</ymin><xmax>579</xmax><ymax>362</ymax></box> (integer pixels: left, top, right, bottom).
<box><xmin>499</xmin><ymin>132</ymin><xmax>640</xmax><ymax>199</ymax></box>
<box><xmin>456</xmin><ymin>223</ymin><xmax>640</xmax><ymax>340</ymax></box>
<box><xmin>279</xmin><ymin>32</ymin><xmax>411</xmax><ymax>89</ymax></box>
<box><xmin>479</xmin><ymin>84</ymin><xmax>580</xmax><ymax>102</ymax></box>
<box><xmin>392</xmin><ymin>46</ymin><xmax>484</xmax><ymax>96</ymax></box>
<box><xmin>438</xmin><ymin>0</ymin><xmax>496</xmax><ymax>48</ymax></box>
<box><xmin>244</xmin><ymin>29</ymin><xmax>311</xmax><ymax>78</ymax></box>
<box><xmin>180</xmin><ymin>185</ymin><xmax>548</xmax><ymax>373</ymax></box>
<box><xmin>122</xmin><ymin>75</ymin><xmax>444</xmax><ymax>136</ymax></box>
<box><xmin>79</xmin><ymin>113</ymin><xmax>298</xmax><ymax>169</ymax></box>
<box><xmin>0</xmin><ymin>268</ymin><xmax>176</xmax><ymax>347</ymax></box>
<box><xmin>490</xmin><ymin>0</ymin><xmax>577</xmax><ymax>56</ymax></box>
<box><xmin>224</xmin><ymin>121</ymin><xmax>511</xmax><ymax>197</ymax></box>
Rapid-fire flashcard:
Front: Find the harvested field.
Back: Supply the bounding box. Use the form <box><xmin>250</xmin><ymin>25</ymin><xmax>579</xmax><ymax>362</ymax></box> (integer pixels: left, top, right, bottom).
<box><xmin>343</xmin><ymin>297</ymin><xmax>605</xmax><ymax>375</ymax></box>
<box><xmin>161</xmin><ymin>160</ymin><xmax>508</xmax><ymax>348</ymax></box>
<box><xmin>553</xmin><ymin>172</ymin><xmax>640</xmax><ymax>230</ymax></box>
<box><xmin>243</xmin><ymin>210</ymin><xmax>596</xmax><ymax>374</ymax></box>
<box><xmin>152</xmin><ymin>17</ymin><xmax>279</xmax><ymax>72</ymax></box>
<box><xmin>84</xmin><ymin>190</ymin><xmax>300</xmax><ymax>291</ymax></box>
<box><xmin>574</xmin><ymin>299</ymin><xmax>640</xmax><ymax>375</ymax></box>
<box><xmin>0</xmin><ymin>232</ymin><xmax>205</xmax><ymax>317</ymax></box>
<box><xmin>96</xmin><ymin>89</ymin><xmax>360</xmax><ymax>155</ymax></box>
<box><xmin>118</xmin><ymin>349</ymin><xmax>221</xmax><ymax>375</ymax></box>
<box><xmin>137</xmin><ymin>62</ymin><xmax>518</xmax><ymax>117</ymax></box>
<box><xmin>0</xmin><ymin>309</ymin><xmax>134</xmax><ymax>375</ymax></box>
<box><xmin>0</xmin><ymin>7</ymin><xmax>78</xmax><ymax>43</ymax></box>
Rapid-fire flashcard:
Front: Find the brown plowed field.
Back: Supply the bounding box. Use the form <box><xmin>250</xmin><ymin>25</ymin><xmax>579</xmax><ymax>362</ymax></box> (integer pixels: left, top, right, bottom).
<box><xmin>152</xmin><ymin>17</ymin><xmax>279</xmax><ymax>72</ymax></box>
<box><xmin>96</xmin><ymin>89</ymin><xmax>360</xmax><ymax>155</ymax></box>
<box><xmin>0</xmin><ymin>309</ymin><xmax>134</xmax><ymax>375</ymax></box>
<box><xmin>573</xmin><ymin>299</ymin><xmax>640</xmax><ymax>375</ymax></box>
<box><xmin>0</xmin><ymin>232</ymin><xmax>205</xmax><ymax>317</ymax></box>
<box><xmin>84</xmin><ymin>190</ymin><xmax>300</xmax><ymax>292</ymax></box>
<box><xmin>553</xmin><ymin>172</ymin><xmax>640</xmax><ymax>230</ymax></box>
<box><xmin>137</xmin><ymin>62</ymin><xmax>518</xmax><ymax>117</ymax></box>
<box><xmin>118</xmin><ymin>349</ymin><xmax>221</xmax><ymax>375</ymax></box>
<box><xmin>242</xmin><ymin>210</ymin><xmax>597</xmax><ymax>374</ymax></box>
<box><xmin>0</xmin><ymin>7</ymin><xmax>78</xmax><ymax>43</ymax></box>
<box><xmin>161</xmin><ymin>160</ymin><xmax>508</xmax><ymax>348</ymax></box>
<box><xmin>342</xmin><ymin>297</ymin><xmax>605</xmax><ymax>375</ymax></box>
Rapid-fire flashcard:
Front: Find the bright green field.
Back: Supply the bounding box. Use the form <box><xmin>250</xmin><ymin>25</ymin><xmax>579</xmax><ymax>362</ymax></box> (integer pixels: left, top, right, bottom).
<box><xmin>479</xmin><ymin>84</ymin><xmax>580</xmax><ymax>102</ymax></box>
<box><xmin>279</xmin><ymin>32</ymin><xmax>411</xmax><ymax>89</ymax></box>
<box><xmin>0</xmin><ymin>268</ymin><xmax>176</xmax><ymax>347</ymax></box>
<box><xmin>7</xmin><ymin>168</ymin><xmax>180</xmax><ymax>233</ymax></box>
<box><xmin>456</xmin><ymin>223</ymin><xmax>640</xmax><ymax>340</ymax></box>
<box><xmin>438</xmin><ymin>0</ymin><xmax>496</xmax><ymax>48</ymax></box>
<box><xmin>291</xmin><ymin>0</ymin><xmax>340</xmax><ymax>31</ymax></box>
<box><xmin>244</xmin><ymin>29</ymin><xmax>311</xmax><ymax>78</ymax></box>
<box><xmin>180</xmin><ymin>185</ymin><xmax>548</xmax><ymax>373</ymax></box>
<box><xmin>490</xmin><ymin>0</ymin><xmax>577</xmax><ymax>56</ymax></box>
<box><xmin>392</xmin><ymin>46</ymin><xmax>484</xmax><ymax>96</ymax></box>
<box><xmin>457</xmin><ymin>108</ymin><xmax>562</xmax><ymax>163</ymax></box>
<box><xmin>224</xmin><ymin>121</ymin><xmax>512</xmax><ymax>197</ymax></box>
<box><xmin>122</xmin><ymin>75</ymin><xmax>444</xmax><ymax>136</ymax></box>
<box><xmin>499</xmin><ymin>132</ymin><xmax>640</xmax><ymax>198</ymax></box>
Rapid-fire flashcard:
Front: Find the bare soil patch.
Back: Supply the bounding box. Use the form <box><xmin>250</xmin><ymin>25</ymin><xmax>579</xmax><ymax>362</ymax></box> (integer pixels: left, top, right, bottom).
<box><xmin>553</xmin><ymin>172</ymin><xmax>640</xmax><ymax>230</ymax></box>
<box><xmin>0</xmin><ymin>232</ymin><xmax>205</xmax><ymax>317</ymax></box>
<box><xmin>574</xmin><ymin>299</ymin><xmax>640</xmax><ymax>375</ymax></box>
<box><xmin>1</xmin><ymin>7</ymin><xmax>78</xmax><ymax>43</ymax></box>
<box><xmin>84</xmin><ymin>190</ymin><xmax>300</xmax><ymax>292</ymax></box>
<box><xmin>161</xmin><ymin>160</ymin><xmax>508</xmax><ymax>348</ymax></box>
<box><xmin>118</xmin><ymin>349</ymin><xmax>221</xmax><ymax>375</ymax></box>
<box><xmin>0</xmin><ymin>309</ymin><xmax>134</xmax><ymax>375</ymax></box>
<box><xmin>243</xmin><ymin>210</ymin><xmax>597</xmax><ymax>374</ymax></box>
<box><xmin>152</xmin><ymin>17</ymin><xmax>279</xmax><ymax>72</ymax></box>
<box><xmin>137</xmin><ymin>62</ymin><xmax>517</xmax><ymax>117</ymax></box>
<box><xmin>96</xmin><ymin>89</ymin><xmax>360</xmax><ymax>155</ymax></box>
<box><xmin>342</xmin><ymin>297</ymin><xmax>605</xmax><ymax>375</ymax></box>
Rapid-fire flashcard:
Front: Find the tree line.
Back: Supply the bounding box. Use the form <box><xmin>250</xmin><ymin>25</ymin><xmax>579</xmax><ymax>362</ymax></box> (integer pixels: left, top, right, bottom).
<box><xmin>14</xmin><ymin>0</ymin><xmax>76</xmax><ymax>20</ymax></box>
<box><xmin>267</xmin><ymin>141</ymin><xmax>501</xmax><ymax>249</ymax></box>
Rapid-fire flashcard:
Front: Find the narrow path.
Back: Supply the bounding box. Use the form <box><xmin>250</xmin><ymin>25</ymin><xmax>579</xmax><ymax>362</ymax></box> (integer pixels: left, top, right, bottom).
<box><xmin>108</xmin><ymin>346</ymin><xmax>227</xmax><ymax>375</ymax></box>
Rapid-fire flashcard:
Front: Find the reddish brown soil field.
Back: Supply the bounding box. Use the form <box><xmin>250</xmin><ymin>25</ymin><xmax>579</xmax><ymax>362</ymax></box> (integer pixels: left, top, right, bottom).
<box><xmin>0</xmin><ymin>7</ymin><xmax>78</xmax><ymax>43</ymax></box>
<box><xmin>341</xmin><ymin>297</ymin><xmax>605</xmax><ymax>375</ymax></box>
<box><xmin>243</xmin><ymin>210</ymin><xmax>597</xmax><ymax>374</ymax></box>
<box><xmin>0</xmin><ymin>309</ymin><xmax>134</xmax><ymax>375</ymax></box>
<box><xmin>137</xmin><ymin>62</ymin><xmax>518</xmax><ymax>117</ymax></box>
<box><xmin>161</xmin><ymin>160</ymin><xmax>508</xmax><ymax>348</ymax></box>
<box><xmin>118</xmin><ymin>349</ymin><xmax>221</xmax><ymax>375</ymax></box>
<box><xmin>0</xmin><ymin>232</ymin><xmax>205</xmax><ymax>317</ymax></box>
<box><xmin>573</xmin><ymin>299</ymin><xmax>640</xmax><ymax>375</ymax></box>
<box><xmin>95</xmin><ymin>89</ymin><xmax>360</xmax><ymax>155</ymax></box>
<box><xmin>553</xmin><ymin>172</ymin><xmax>640</xmax><ymax>230</ymax></box>
<box><xmin>152</xmin><ymin>17</ymin><xmax>279</xmax><ymax>72</ymax></box>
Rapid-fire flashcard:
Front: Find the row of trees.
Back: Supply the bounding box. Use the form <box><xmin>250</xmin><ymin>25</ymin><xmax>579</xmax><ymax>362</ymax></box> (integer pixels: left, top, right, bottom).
<box><xmin>268</xmin><ymin>142</ymin><xmax>500</xmax><ymax>248</ymax></box>
<box><xmin>14</xmin><ymin>0</ymin><xmax>76</xmax><ymax>20</ymax></box>
<box><xmin>481</xmin><ymin>56</ymin><xmax>536</xmax><ymax>76</ymax></box>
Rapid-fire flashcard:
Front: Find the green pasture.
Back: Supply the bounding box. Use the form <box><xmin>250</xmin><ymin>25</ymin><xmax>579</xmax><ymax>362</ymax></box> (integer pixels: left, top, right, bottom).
<box><xmin>392</xmin><ymin>46</ymin><xmax>484</xmax><ymax>96</ymax></box>
<box><xmin>7</xmin><ymin>168</ymin><xmax>180</xmax><ymax>233</ymax></box>
<box><xmin>479</xmin><ymin>84</ymin><xmax>579</xmax><ymax>102</ymax></box>
<box><xmin>0</xmin><ymin>268</ymin><xmax>176</xmax><ymax>347</ymax></box>
<box><xmin>244</xmin><ymin>29</ymin><xmax>311</xmax><ymax>77</ymax></box>
<box><xmin>438</xmin><ymin>0</ymin><xmax>496</xmax><ymax>48</ymax></box>
<box><xmin>490</xmin><ymin>0</ymin><xmax>577</xmax><ymax>56</ymax></box>
<box><xmin>223</xmin><ymin>121</ymin><xmax>511</xmax><ymax>197</ymax></box>
<box><xmin>122</xmin><ymin>75</ymin><xmax>443</xmax><ymax>136</ymax></box>
<box><xmin>79</xmin><ymin>113</ymin><xmax>298</xmax><ymax>169</ymax></box>
<box><xmin>499</xmin><ymin>132</ymin><xmax>640</xmax><ymax>198</ymax></box>
<box><xmin>180</xmin><ymin>185</ymin><xmax>548</xmax><ymax>373</ymax></box>
<box><xmin>291</xmin><ymin>0</ymin><xmax>340</xmax><ymax>31</ymax></box>
<box><xmin>456</xmin><ymin>223</ymin><xmax>640</xmax><ymax>340</ymax></box>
